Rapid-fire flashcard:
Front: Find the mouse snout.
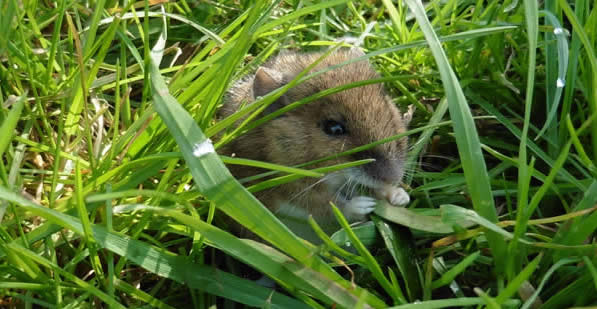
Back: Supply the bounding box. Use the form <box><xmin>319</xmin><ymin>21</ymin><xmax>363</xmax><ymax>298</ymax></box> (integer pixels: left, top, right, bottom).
<box><xmin>354</xmin><ymin>148</ymin><xmax>404</xmax><ymax>185</ymax></box>
<box><xmin>367</xmin><ymin>157</ymin><xmax>404</xmax><ymax>184</ymax></box>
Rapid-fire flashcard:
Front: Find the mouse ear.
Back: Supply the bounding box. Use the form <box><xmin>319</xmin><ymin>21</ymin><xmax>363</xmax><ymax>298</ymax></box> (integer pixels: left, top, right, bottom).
<box><xmin>253</xmin><ymin>67</ymin><xmax>283</xmax><ymax>97</ymax></box>
<box><xmin>253</xmin><ymin>66</ymin><xmax>290</xmax><ymax>116</ymax></box>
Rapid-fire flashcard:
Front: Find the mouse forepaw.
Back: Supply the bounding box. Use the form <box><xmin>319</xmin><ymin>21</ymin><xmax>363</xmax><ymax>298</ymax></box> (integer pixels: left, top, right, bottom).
<box><xmin>343</xmin><ymin>196</ymin><xmax>377</xmax><ymax>217</ymax></box>
<box><xmin>377</xmin><ymin>186</ymin><xmax>410</xmax><ymax>206</ymax></box>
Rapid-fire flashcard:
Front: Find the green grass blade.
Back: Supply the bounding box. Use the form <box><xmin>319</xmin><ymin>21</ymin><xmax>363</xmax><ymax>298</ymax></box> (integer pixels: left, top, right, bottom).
<box><xmin>558</xmin><ymin>0</ymin><xmax>597</xmax><ymax>161</ymax></box>
<box><xmin>0</xmin><ymin>93</ymin><xmax>25</xmax><ymax>159</ymax></box>
<box><xmin>117</xmin><ymin>204</ymin><xmax>374</xmax><ymax>308</ymax></box>
<box><xmin>0</xmin><ymin>0</ymin><xmax>17</xmax><ymax>54</ymax></box>
<box><xmin>495</xmin><ymin>253</ymin><xmax>542</xmax><ymax>305</ymax></box>
<box><xmin>541</xmin><ymin>272</ymin><xmax>595</xmax><ymax>308</ymax></box>
<box><xmin>221</xmin><ymin>156</ymin><xmax>323</xmax><ymax>177</ymax></box>
<box><xmin>521</xmin><ymin>257</ymin><xmax>579</xmax><ymax>309</ymax></box>
<box><xmin>372</xmin><ymin>215</ymin><xmax>423</xmax><ymax>301</ymax></box>
<box><xmin>309</xmin><ymin>217</ymin><xmax>368</xmax><ymax>264</ymax></box>
<box><xmin>553</xmin><ymin>180</ymin><xmax>597</xmax><ymax>257</ymax></box>
<box><xmin>469</xmin><ymin>90</ymin><xmax>586</xmax><ymax>190</ymax></box>
<box><xmin>387</xmin><ymin>297</ymin><xmax>520</xmax><ymax>308</ymax></box>
<box><xmin>113</xmin><ymin>279</ymin><xmax>176</xmax><ymax>309</ymax></box>
<box><xmin>247</xmin><ymin>159</ymin><xmax>373</xmax><ymax>193</ymax></box>
<box><xmin>507</xmin><ymin>0</ymin><xmax>538</xmax><ymax>280</ymax></box>
<box><xmin>375</xmin><ymin>202</ymin><xmax>472</xmax><ymax>234</ymax></box>
<box><xmin>404</xmin><ymin>0</ymin><xmax>506</xmax><ymax>272</ymax></box>
<box><xmin>63</xmin><ymin>0</ymin><xmax>107</xmax><ymax>136</ymax></box>
<box><xmin>257</xmin><ymin>0</ymin><xmax>351</xmax><ymax>34</ymax></box>
<box><xmin>558</xmin><ymin>0</ymin><xmax>587</xmax><ymax>142</ymax></box>
<box><xmin>7</xmin><ymin>243</ymin><xmax>126</xmax><ymax>308</ymax></box>
<box><xmin>474</xmin><ymin>288</ymin><xmax>501</xmax><ymax>309</ymax></box>
<box><xmin>431</xmin><ymin>251</ymin><xmax>480</xmax><ymax>289</ymax></box>
<box><xmin>0</xmin><ymin>186</ymin><xmax>308</xmax><ymax>308</ymax></box>
<box><xmin>536</xmin><ymin>9</ymin><xmax>569</xmax><ymax>142</ymax></box>
<box><xmin>331</xmin><ymin>203</ymin><xmax>406</xmax><ymax>304</ymax></box>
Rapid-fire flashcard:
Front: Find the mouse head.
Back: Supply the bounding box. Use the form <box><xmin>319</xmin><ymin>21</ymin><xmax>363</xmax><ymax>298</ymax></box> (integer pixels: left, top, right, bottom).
<box><xmin>253</xmin><ymin>49</ymin><xmax>409</xmax><ymax>189</ymax></box>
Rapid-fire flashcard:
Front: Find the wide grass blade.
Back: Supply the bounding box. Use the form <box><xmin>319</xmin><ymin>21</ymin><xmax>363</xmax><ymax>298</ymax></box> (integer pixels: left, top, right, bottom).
<box><xmin>374</xmin><ymin>202</ymin><xmax>473</xmax><ymax>234</ymax></box>
<box><xmin>557</xmin><ymin>0</ymin><xmax>597</xmax><ymax>161</ymax></box>
<box><xmin>387</xmin><ymin>297</ymin><xmax>520</xmax><ymax>308</ymax></box>
<box><xmin>404</xmin><ymin>0</ymin><xmax>506</xmax><ymax>271</ymax></box>
<box><xmin>521</xmin><ymin>257</ymin><xmax>579</xmax><ymax>309</ymax></box>
<box><xmin>331</xmin><ymin>202</ymin><xmax>406</xmax><ymax>304</ymax></box>
<box><xmin>535</xmin><ymin>9</ymin><xmax>569</xmax><ymax>141</ymax></box>
<box><xmin>372</xmin><ymin>215</ymin><xmax>423</xmax><ymax>301</ymax></box>
<box><xmin>495</xmin><ymin>253</ymin><xmax>542</xmax><ymax>305</ymax></box>
<box><xmin>7</xmin><ymin>242</ymin><xmax>126</xmax><ymax>308</ymax></box>
<box><xmin>431</xmin><ymin>251</ymin><xmax>480</xmax><ymax>289</ymax></box>
<box><xmin>115</xmin><ymin>203</ymin><xmax>374</xmax><ymax>309</ymax></box>
<box><xmin>0</xmin><ymin>93</ymin><xmax>25</xmax><ymax>160</ymax></box>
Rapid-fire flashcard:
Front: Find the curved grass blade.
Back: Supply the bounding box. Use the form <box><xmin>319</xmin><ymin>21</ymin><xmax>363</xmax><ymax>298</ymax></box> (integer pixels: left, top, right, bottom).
<box><xmin>374</xmin><ymin>202</ymin><xmax>474</xmax><ymax>234</ymax></box>
<box><xmin>95</xmin><ymin>11</ymin><xmax>225</xmax><ymax>45</ymax></box>
<box><xmin>0</xmin><ymin>186</ymin><xmax>307</xmax><ymax>308</ymax></box>
<box><xmin>469</xmin><ymin>90</ymin><xmax>585</xmax><ymax>190</ymax></box>
<box><xmin>440</xmin><ymin>204</ymin><xmax>526</xmax><ymax>244</ymax></box>
<box><xmin>247</xmin><ymin>159</ymin><xmax>373</xmax><ymax>193</ymax></box>
<box><xmin>387</xmin><ymin>297</ymin><xmax>520</xmax><ymax>308</ymax></box>
<box><xmin>331</xmin><ymin>202</ymin><xmax>406</xmax><ymax>304</ymax></box>
<box><xmin>557</xmin><ymin>0</ymin><xmax>597</xmax><ymax>161</ymax></box>
<box><xmin>330</xmin><ymin>221</ymin><xmax>379</xmax><ymax>249</ymax></box>
<box><xmin>64</xmin><ymin>8</ymin><xmax>120</xmax><ymax>137</ymax></box>
<box><xmin>535</xmin><ymin>10</ymin><xmax>569</xmax><ymax>140</ymax></box>
<box><xmin>540</xmin><ymin>272</ymin><xmax>595</xmax><ymax>308</ymax></box>
<box><xmin>404</xmin><ymin>0</ymin><xmax>506</xmax><ymax>271</ymax></box>
<box><xmin>371</xmin><ymin>215</ymin><xmax>423</xmax><ymax>301</ymax></box>
<box><xmin>495</xmin><ymin>253</ymin><xmax>542</xmax><ymax>305</ymax></box>
<box><xmin>115</xmin><ymin>204</ymin><xmax>375</xmax><ymax>309</ymax></box>
<box><xmin>521</xmin><ymin>257</ymin><xmax>579</xmax><ymax>309</ymax></box>
<box><xmin>431</xmin><ymin>251</ymin><xmax>479</xmax><ymax>289</ymax></box>
<box><xmin>552</xmin><ymin>180</ymin><xmax>597</xmax><ymax>258</ymax></box>
<box><xmin>222</xmin><ymin>156</ymin><xmax>323</xmax><ymax>178</ymax></box>
<box><xmin>6</xmin><ymin>243</ymin><xmax>126</xmax><ymax>309</ymax></box>
<box><xmin>0</xmin><ymin>93</ymin><xmax>25</xmax><ymax>159</ymax></box>
<box><xmin>257</xmin><ymin>0</ymin><xmax>351</xmax><ymax>34</ymax></box>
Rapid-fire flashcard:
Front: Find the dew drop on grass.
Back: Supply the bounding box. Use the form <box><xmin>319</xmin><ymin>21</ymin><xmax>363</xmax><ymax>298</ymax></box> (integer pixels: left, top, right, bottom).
<box><xmin>553</xmin><ymin>27</ymin><xmax>564</xmax><ymax>35</ymax></box>
<box><xmin>193</xmin><ymin>139</ymin><xmax>215</xmax><ymax>157</ymax></box>
<box><xmin>556</xmin><ymin>78</ymin><xmax>565</xmax><ymax>88</ymax></box>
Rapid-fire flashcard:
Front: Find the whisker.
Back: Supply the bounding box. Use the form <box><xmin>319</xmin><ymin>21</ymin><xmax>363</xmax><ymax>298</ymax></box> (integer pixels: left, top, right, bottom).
<box><xmin>289</xmin><ymin>173</ymin><xmax>335</xmax><ymax>202</ymax></box>
<box><xmin>333</xmin><ymin>175</ymin><xmax>351</xmax><ymax>203</ymax></box>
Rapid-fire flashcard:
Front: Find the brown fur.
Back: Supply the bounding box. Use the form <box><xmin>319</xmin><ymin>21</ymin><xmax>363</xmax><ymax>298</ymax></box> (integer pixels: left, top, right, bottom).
<box><xmin>218</xmin><ymin>49</ymin><xmax>409</xmax><ymax>237</ymax></box>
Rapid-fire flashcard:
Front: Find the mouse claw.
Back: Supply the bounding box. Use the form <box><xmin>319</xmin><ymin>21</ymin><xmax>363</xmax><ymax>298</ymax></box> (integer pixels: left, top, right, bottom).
<box><xmin>344</xmin><ymin>196</ymin><xmax>377</xmax><ymax>216</ymax></box>
<box><xmin>376</xmin><ymin>186</ymin><xmax>410</xmax><ymax>206</ymax></box>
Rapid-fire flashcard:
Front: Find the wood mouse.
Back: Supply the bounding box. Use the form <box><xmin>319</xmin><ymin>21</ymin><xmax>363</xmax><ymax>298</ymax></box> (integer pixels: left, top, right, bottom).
<box><xmin>218</xmin><ymin>49</ymin><xmax>410</xmax><ymax>242</ymax></box>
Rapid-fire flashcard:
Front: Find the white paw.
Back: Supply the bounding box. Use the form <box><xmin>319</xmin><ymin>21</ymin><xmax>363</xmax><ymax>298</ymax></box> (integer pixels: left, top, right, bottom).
<box><xmin>344</xmin><ymin>196</ymin><xmax>377</xmax><ymax>216</ymax></box>
<box><xmin>377</xmin><ymin>186</ymin><xmax>410</xmax><ymax>206</ymax></box>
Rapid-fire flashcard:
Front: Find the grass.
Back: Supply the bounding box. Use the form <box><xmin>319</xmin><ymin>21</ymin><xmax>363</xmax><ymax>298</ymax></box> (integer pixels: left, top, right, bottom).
<box><xmin>1</xmin><ymin>0</ymin><xmax>596</xmax><ymax>308</ymax></box>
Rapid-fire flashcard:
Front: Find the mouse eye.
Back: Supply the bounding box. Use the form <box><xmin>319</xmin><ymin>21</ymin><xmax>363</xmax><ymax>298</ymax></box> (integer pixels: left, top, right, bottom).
<box><xmin>322</xmin><ymin>120</ymin><xmax>347</xmax><ymax>136</ymax></box>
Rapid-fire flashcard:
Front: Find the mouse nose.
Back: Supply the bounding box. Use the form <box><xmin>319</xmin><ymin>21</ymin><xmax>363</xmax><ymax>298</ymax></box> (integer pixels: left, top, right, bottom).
<box><xmin>369</xmin><ymin>157</ymin><xmax>404</xmax><ymax>184</ymax></box>
<box><xmin>354</xmin><ymin>150</ymin><xmax>404</xmax><ymax>184</ymax></box>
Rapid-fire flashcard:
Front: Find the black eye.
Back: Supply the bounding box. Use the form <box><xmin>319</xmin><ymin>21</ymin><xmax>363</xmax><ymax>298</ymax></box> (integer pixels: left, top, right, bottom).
<box><xmin>322</xmin><ymin>120</ymin><xmax>347</xmax><ymax>136</ymax></box>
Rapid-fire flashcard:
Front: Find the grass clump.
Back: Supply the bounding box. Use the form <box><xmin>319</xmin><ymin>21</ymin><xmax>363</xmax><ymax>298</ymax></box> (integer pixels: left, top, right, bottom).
<box><xmin>1</xmin><ymin>0</ymin><xmax>596</xmax><ymax>308</ymax></box>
